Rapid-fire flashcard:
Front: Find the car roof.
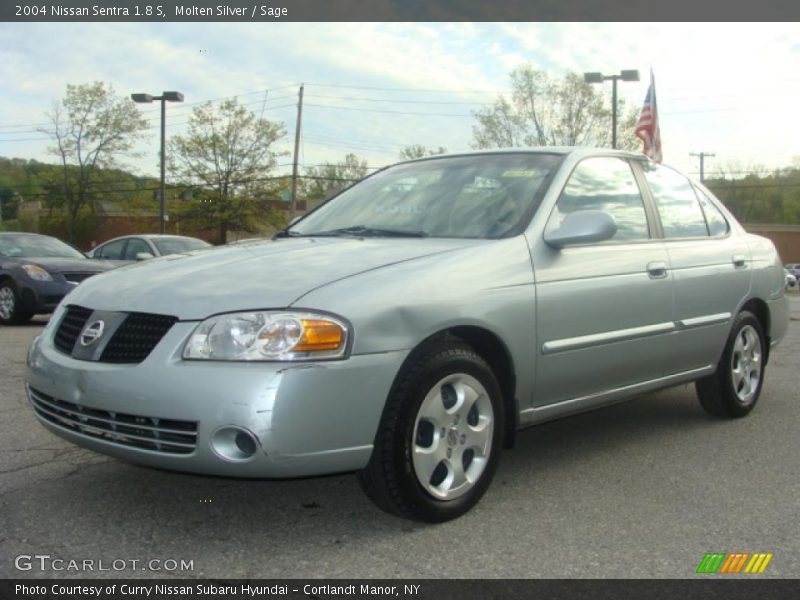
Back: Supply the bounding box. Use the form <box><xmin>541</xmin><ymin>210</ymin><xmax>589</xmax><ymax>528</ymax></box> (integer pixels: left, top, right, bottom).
<box><xmin>394</xmin><ymin>146</ymin><xmax>648</xmax><ymax>167</ymax></box>
<box><xmin>0</xmin><ymin>231</ymin><xmax>52</xmax><ymax>237</ymax></box>
<box><xmin>98</xmin><ymin>234</ymin><xmax>203</xmax><ymax>244</ymax></box>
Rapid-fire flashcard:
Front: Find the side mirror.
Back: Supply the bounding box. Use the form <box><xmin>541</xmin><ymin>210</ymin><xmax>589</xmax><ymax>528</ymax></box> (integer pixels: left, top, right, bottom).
<box><xmin>135</xmin><ymin>252</ymin><xmax>155</xmax><ymax>261</ymax></box>
<box><xmin>544</xmin><ymin>210</ymin><xmax>617</xmax><ymax>248</ymax></box>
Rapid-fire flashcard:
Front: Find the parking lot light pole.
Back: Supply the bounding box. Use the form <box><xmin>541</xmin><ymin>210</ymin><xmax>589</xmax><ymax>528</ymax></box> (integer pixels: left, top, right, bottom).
<box><xmin>131</xmin><ymin>91</ymin><xmax>184</xmax><ymax>234</ymax></box>
<box><xmin>583</xmin><ymin>70</ymin><xmax>639</xmax><ymax>149</ymax></box>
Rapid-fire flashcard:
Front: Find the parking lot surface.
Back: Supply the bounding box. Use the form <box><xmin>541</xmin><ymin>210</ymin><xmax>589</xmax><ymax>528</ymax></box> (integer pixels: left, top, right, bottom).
<box><xmin>1</xmin><ymin>297</ymin><xmax>799</xmax><ymax>579</ymax></box>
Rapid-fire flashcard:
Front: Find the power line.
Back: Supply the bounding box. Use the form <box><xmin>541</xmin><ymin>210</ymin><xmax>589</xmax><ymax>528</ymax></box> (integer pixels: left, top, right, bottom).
<box><xmin>304</xmin><ymin>103</ymin><xmax>472</xmax><ymax>117</ymax></box>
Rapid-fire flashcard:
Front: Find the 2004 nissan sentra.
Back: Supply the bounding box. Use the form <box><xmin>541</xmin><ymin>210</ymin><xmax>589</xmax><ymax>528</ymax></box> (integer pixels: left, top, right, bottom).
<box><xmin>25</xmin><ymin>148</ymin><xmax>789</xmax><ymax>522</ymax></box>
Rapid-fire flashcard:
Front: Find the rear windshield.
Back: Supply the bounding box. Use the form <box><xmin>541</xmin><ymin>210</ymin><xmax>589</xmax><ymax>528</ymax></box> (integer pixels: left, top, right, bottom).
<box><xmin>152</xmin><ymin>238</ymin><xmax>211</xmax><ymax>255</ymax></box>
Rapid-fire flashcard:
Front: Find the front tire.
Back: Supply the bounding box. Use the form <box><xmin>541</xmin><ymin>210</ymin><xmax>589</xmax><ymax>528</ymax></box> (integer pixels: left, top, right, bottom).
<box><xmin>0</xmin><ymin>281</ymin><xmax>32</xmax><ymax>325</ymax></box>
<box><xmin>696</xmin><ymin>310</ymin><xmax>766</xmax><ymax>418</ymax></box>
<box><xmin>358</xmin><ymin>339</ymin><xmax>505</xmax><ymax>522</ymax></box>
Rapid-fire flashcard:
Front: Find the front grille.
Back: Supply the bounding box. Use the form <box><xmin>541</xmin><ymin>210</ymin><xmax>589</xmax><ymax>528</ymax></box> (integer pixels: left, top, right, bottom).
<box><xmin>100</xmin><ymin>313</ymin><xmax>178</xmax><ymax>363</ymax></box>
<box><xmin>53</xmin><ymin>305</ymin><xmax>93</xmax><ymax>354</ymax></box>
<box><xmin>62</xmin><ymin>272</ymin><xmax>95</xmax><ymax>284</ymax></box>
<box><xmin>52</xmin><ymin>306</ymin><xmax>177</xmax><ymax>363</ymax></box>
<box><xmin>29</xmin><ymin>387</ymin><xmax>197</xmax><ymax>455</ymax></box>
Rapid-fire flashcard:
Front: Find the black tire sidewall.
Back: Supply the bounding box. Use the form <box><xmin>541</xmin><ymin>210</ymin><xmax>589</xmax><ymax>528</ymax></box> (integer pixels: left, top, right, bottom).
<box><xmin>392</xmin><ymin>349</ymin><xmax>505</xmax><ymax>522</ymax></box>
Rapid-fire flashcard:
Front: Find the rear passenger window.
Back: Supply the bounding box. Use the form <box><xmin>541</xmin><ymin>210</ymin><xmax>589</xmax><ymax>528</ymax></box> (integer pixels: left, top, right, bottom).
<box><xmin>551</xmin><ymin>157</ymin><xmax>650</xmax><ymax>241</ymax></box>
<box><xmin>642</xmin><ymin>163</ymin><xmax>708</xmax><ymax>238</ymax></box>
<box><xmin>694</xmin><ymin>186</ymin><xmax>730</xmax><ymax>237</ymax></box>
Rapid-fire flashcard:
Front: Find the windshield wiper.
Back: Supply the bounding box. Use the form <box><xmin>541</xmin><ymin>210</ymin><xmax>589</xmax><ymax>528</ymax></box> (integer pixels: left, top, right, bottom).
<box><xmin>273</xmin><ymin>229</ymin><xmax>302</xmax><ymax>239</ymax></box>
<box><xmin>294</xmin><ymin>226</ymin><xmax>428</xmax><ymax>238</ymax></box>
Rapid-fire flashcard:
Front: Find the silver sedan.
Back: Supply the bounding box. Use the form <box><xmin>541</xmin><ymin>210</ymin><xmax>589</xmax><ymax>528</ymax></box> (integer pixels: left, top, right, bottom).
<box><xmin>25</xmin><ymin>148</ymin><xmax>789</xmax><ymax>522</ymax></box>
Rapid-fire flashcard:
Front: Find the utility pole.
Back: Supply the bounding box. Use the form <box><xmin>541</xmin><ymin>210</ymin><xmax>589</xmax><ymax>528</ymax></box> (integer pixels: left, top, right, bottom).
<box><xmin>290</xmin><ymin>84</ymin><xmax>305</xmax><ymax>219</ymax></box>
<box><xmin>690</xmin><ymin>152</ymin><xmax>715</xmax><ymax>182</ymax></box>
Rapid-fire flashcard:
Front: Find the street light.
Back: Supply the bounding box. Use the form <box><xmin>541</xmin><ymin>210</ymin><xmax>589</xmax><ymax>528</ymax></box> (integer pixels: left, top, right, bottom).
<box><xmin>583</xmin><ymin>70</ymin><xmax>639</xmax><ymax>149</ymax></box>
<box><xmin>131</xmin><ymin>91</ymin><xmax>184</xmax><ymax>233</ymax></box>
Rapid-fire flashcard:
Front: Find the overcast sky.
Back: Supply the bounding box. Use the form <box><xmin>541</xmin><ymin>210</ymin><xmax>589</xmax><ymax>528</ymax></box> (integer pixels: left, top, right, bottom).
<box><xmin>1</xmin><ymin>22</ymin><xmax>798</xmax><ymax>180</ymax></box>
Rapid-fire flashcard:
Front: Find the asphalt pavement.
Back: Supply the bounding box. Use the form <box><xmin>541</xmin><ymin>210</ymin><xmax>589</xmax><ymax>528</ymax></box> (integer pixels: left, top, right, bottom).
<box><xmin>1</xmin><ymin>297</ymin><xmax>799</xmax><ymax>579</ymax></box>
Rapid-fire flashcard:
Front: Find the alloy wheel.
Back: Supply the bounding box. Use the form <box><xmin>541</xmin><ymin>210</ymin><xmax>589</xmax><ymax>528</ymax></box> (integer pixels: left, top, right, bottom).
<box><xmin>411</xmin><ymin>373</ymin><xmax>494</xmax><ymax>500</ymax></box>
<box><xmin>730</xmin><ymin>324</ymin><xmax>762</xmax><ymax>405</ymax></box>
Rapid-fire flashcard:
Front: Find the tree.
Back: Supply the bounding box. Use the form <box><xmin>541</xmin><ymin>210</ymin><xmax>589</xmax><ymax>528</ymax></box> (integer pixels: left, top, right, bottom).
<box><xmin>40</xmin><ymin>82</ymin><xmax>148</xmax><ymax>243</ymax></box>
<box><xmin>169</xmin><ymin>98</ymin><xmax>286</xmax><ymax>242</ymax></box>
<box><xmin>300</xmin><ymin>153</ymin><xmax>370</xmax><ymax>203</ymax></box>
<box><xmin>471</xmin><ymin>65</ymin><xmax>639</xmax><ymax>151</ymax></box>
<box><xmin>399</xmin><ymin>145</ymin><xmax>448</xmax><ymax>160</ymax></box>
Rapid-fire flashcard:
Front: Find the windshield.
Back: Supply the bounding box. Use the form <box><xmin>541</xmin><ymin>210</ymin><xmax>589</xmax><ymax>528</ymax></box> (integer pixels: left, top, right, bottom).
<box><xmin>290</xmin><ymin>153</ymin><xmax>562</xmax><ymax>239</ymax></box>
<box><xmin>0</xmin><ymin>235</ymin><xmax>84</xmax><ymax>259</ymax></box>
<box><xmin>152</xmin><ymin>237</ymin><xmax>211</xmax><ymax>255</ymax></box>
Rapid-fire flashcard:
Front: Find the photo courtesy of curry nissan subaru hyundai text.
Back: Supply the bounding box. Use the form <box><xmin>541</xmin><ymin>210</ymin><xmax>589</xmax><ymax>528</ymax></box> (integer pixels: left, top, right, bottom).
<box><xmin>24</xmin><ymin>148</ymin><xmax>789</xmax><ymax>522</ymax></box>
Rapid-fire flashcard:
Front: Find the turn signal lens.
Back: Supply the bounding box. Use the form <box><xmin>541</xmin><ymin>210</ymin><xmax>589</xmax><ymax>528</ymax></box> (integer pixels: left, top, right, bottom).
<box><xmin>295</xmin><ymin>319</ymin><xmax>344</xmax><ymax>352</ymax></box>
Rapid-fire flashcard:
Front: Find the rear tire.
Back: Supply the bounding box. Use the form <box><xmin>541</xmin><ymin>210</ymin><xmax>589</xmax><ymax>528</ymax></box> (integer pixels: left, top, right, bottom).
<box><xmin>358</xmin><ymin>339</ymin><xmax>505</xmax><ymax>522</ymax></box>
<box><xmin>696</xmin><ymin>310</ymin><xmax>765</xmax><ymax>418</ymax></box>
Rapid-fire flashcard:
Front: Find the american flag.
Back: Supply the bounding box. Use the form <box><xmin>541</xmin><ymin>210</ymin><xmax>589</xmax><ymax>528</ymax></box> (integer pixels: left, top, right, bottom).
<box><xmin>635</xmin><ymin>70</ymin><xmax>662</xmax><ymax>163</ymax></box>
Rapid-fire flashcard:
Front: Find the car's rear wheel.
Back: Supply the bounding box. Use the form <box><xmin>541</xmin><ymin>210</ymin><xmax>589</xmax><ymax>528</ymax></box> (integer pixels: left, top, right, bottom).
<box><xmin>696</xmin><ymin>310</ymin><xmax>765</xmax><ymax>418</ymax></box>
<box><xmin>358</xmin><ymin>339</ymin><xmax>504</xmax><ymax>522</ymax></box>
<box><xmin>0</xmin><ymin>281</ymin><xmax>33</xmax><ymax>325</ymax></box>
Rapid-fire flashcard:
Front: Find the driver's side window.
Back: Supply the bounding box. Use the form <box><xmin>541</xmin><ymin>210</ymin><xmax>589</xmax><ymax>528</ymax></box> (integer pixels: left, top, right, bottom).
<box><xmin>549</xmin><ymin>157</ymin><xmax>650</xmax><ymax>242</ymax></box>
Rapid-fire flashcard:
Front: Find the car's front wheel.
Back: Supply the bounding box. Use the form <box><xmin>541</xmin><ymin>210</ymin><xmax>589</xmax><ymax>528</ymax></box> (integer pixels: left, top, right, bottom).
<box><xmin>696</xmin><ymin>310</ymin><xmax>766</xmax><ymax>418</ymax></box>
<box><xmin>0</xmin><ymin>281</ymin><xmax>33</xmax><ymax>325</ymax></box>
<box><xmin>358</xmin><ymin>339</ymin><xmax>504</xmax><ymax>522</ymax></box>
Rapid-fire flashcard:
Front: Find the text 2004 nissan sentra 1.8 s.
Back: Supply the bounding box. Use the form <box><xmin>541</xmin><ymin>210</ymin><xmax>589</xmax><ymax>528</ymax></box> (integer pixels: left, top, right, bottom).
<box><xmin>26</xmin><ymin>148</ymin><xmax>789</xmax><ymax>522</ymax></box>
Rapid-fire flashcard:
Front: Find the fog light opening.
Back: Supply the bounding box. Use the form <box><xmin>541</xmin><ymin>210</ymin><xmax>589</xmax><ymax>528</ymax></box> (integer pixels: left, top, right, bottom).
<box><xmin>235</xmin><ymin>431</ymin><xmax>257</xmax><ymax>456</ymax></box>
<box><xmin>210</xmin><ymin>426</ymin><xmax>260</xmax><ymax>462</ymax></box>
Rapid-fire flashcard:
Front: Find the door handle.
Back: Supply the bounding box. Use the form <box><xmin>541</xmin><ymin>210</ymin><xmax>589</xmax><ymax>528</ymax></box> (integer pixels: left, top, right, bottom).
<box><xmin>732</xmin><ymin>255</ymin><xmax>747</xmax><ymax>268</ymax></box>
<box><xmin>647</xmin><ymin>261</ymin><xmax>669</xmax><ymax>279</ymax></box>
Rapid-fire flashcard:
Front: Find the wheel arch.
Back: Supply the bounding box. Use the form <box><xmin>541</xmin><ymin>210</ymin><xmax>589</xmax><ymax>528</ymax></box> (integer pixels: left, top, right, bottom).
<box><xmin>394</xmin><ymin>325</ymin><xmax>519</xmax><ymax>449</ymax></box>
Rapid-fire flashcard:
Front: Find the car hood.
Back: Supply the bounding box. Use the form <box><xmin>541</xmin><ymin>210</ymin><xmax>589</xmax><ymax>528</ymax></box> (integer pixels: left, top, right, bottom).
<box><xmin>63</xmin><ymin>237</ymin><xmax>476</xmax><ymax>319</ymax></box>
<box><xmin>4</xmin><ymin>256</ymin><xmax>114</xmax><ymax>273</ymax></box>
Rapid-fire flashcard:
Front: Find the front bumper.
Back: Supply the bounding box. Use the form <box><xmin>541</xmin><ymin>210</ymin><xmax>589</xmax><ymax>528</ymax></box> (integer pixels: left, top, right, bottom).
<box><xmin>25</xmin><ymin>316</ymin><xmax>408</xmax><ymax>478</ymax></box>
<box><xmin>17</xmin><ymin>279</ymin><xmax>75</xmax><ymax>313</ymax></box>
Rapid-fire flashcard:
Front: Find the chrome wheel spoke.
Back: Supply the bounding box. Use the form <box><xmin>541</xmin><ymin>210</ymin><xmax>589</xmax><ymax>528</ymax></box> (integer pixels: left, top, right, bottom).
<box><xmin>0</xmin><ymin>287</ymin><xmax>14</xmax><ymax>320</ymax></box>
<box><xmin>412</xmin><ymin>443</ymin><xmax>446</xmax><ymax>484</ymax></box>
<box><xmin>418</xmin><ymin>387</ymin><xmax>452</xmax><ymax>428</ymax></box>
<box><xmin>465</xmin><ymin>420</ymin><xmax>491</xmax><ymax>450</ymax></box>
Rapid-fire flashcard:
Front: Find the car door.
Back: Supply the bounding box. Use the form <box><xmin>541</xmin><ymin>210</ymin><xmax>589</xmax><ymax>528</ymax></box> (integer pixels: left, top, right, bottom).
<box><xmin>121</xmin><ymin>237</ymin><xmax>154</xmax><ymax>262</ymax></box>
<box><xmin>637</xmin><ymin>163</ymin><xmax>751</xmax><ymax>373</ymax></box>
<box><xmin>94</xmin><ymin>238</ymin><xmax>129</xmax><ymax>264</ymax></box>
<box><xmin>532</xmin><ymin>156</ymin><xmax>675</xmax><ymax>406</ymax></box>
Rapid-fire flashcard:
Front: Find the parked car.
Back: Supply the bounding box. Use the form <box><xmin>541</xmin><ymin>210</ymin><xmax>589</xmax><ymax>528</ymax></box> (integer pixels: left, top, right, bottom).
<box><xmin>786</xmin><ymin>263</ymin><xmax>800</xmax><ymax>280</ymax></box>
<box><xmin>786</xmin><ymin>269</ymin><xmax>798</xmax><ymax>289</ymax></box>
<box><xmin>0</xmin><ymin>232</ymin><xmax>115</xmax><ymax>325</ymax></box>
<box><xmin>25</xmin><ymin>149</ymin><xmax>789</xmax><ymax>522</ymax></box>
<box><xmin>87</xmin><ymin>234</ymin><xmax>211</xmax><ymax>265</ymax></box>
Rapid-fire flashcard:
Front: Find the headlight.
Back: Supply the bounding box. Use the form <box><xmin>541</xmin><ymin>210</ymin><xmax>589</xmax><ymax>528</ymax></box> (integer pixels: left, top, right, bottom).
<box><xmin>22</xmin><ymin>264</ymin><xmax>54</xmax><ymax>282</ymax></box>
<box><xmin>183</xmin><ymin>311</ymin><xmax>350</xmax><ymax>361</ymax></box>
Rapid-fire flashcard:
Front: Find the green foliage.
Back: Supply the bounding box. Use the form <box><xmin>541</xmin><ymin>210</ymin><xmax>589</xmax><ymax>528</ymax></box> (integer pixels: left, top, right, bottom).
<box><xmin>169</xmin><ymin>98</ymin><xmax>287</xmax><ymax>241</ymax></box>
<box><xmin>472</xmin><ymin>65</ymin><xmax>639</xmax><ymax>151</ymax></box>
<box><xmin>399</xmin><ymin>145</ymin><xmax>448</xmax><ymax>160</ymax></box>
<box><xmin>40</xmin><ymin>81</ymin><xmax>149</xmax><ymax>243</ymax></box>
<box><xmin>707</xmin><ymin>167</ymin><xmax>800</xmax><ymax>224</ymax></box>
<box><xmin>300</xmin><ymin>153</ymin><xmax>370</xmax><ymax>203</ymax></box>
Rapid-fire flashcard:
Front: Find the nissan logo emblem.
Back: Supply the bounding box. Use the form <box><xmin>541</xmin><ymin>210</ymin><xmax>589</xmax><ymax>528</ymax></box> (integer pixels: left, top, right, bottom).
<box><xmin>79</xmin><ymin>320</ymin><xmax>105</xmax><ymax>347</ymax></box>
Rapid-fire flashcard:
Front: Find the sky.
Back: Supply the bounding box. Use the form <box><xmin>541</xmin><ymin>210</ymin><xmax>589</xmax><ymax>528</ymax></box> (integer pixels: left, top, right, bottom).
<box><xmin>1</xmin><ymin>22</ymin><xmax>799</xmax><ymax>182</ymax></box>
